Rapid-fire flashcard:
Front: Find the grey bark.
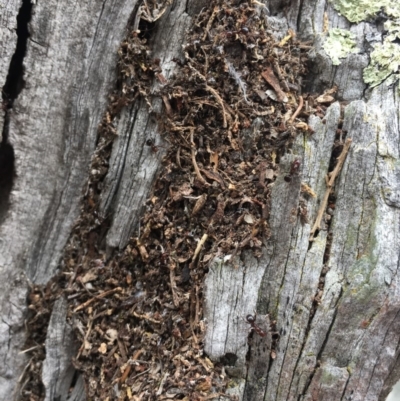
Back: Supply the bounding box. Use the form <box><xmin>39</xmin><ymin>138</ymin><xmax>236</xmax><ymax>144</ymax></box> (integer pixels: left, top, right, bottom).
<box><xmin>42</xmin><ymin>297</ymin><xmax>77</xmax><ymax>401</ymax></box>
<box><xmin>0</xmin><ymin>1</ymin><xmax>399</xmax><ymax>401</ymax></box>
<box><xmin>0</xmin><ymin>0</ymin><xmax>137</xmax><ymax>398</ymax></box>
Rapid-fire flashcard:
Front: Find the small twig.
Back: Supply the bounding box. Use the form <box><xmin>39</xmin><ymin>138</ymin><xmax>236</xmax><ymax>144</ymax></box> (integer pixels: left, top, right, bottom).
<box><xmin>169</xmin><ymin>266</ymin><xmax>180</xmax><ymax>307</ymax></box>
<box><xmin>67</xmin><ymin>261</ymin><xmax>81</xmax><ymax>289</ymax></box>
<box><xmin>156</xmin><ymin>372</ymin><xmax>170</xmax><ymax>396</ymax></box>
<box><xmin>17</xmin><ymin>357</ymin><xmax>34</xmax><ymax>384</ymax></box>
<box><xmin>253</xmin><ymin>107</ymin><xmax>275</xmax><ymax>116</ymax></box>
<box><xmin>289</xmin><ymin>95</ymin><xmax>304</xmax><ymax>125</ymax></box>
<box><xmin>19</xmin><ymin>345</ymin><xmax>42</xmax><ymax>354</ymax></box>
<box><xmin>176</xmin><ymin>146</ymin><xmax>182</xmax><ymax>168</ymax></box>
<box><xmin>189</xmin><ymin>288</ymin><xmax>200</xmax><ymax>345</ymax></box>
<box><xmin>190</xmin><ymin>129</ymin><xmax>210</xmax><ymax>186</ymax></box>
<box><xmin>130</xmin><ymin>368</ymin><xmax>151</xmax><ymax>382</ymax></box>
<box><xmin>119</xmin><ymin>364</ymin><xmax>131</xmax><ymax>384</ymax></box>
<box><xmin>205</xmin><ymin>84</ymin><xmax>228</xmax><ymax>128</ymax></box>
<box><xmin>185</xmin><ymin>57</ymin><xmax>230</xmax><ymax>128</ymax></box>
<box><xmin>118</xmin><ymin>338</ymin><xmax>128</xmax><ymax>362</ymax></box>
<box><xmin>76</xmin><ymin>315</ymin><xmax>94</xmax><ymax>360</ymax></box>
<box><xmin>189</xmin><ymin>286</ymin><xmax>200</xmax><ymax>343</ymax></box>
<box><xmin>189</xmin><ymin>233</ymin><xmax>208</xmax><ymax>268</ymax></box>
<box><xmin>170</xmin><ymin>125</ymin><xmax>196</xmax><ymax>132</ymax></box>
<box><xmin>202</xmin><ymin>6</ymin><xmax>219</xmax><ymax>41</ymax></box>
<box><xmin>201</xmin><ymin>46</ymin><xmax>209</xmax><ymax>76</ymax></box>
<box><xmin>195</xmin><ymin>285</ymin><xmax>200</xmax><ymax>328</ymax></box>
<box><xmin>309</xmin><ymin>138</ymin><xmax>352</xmax><ymax>239</ymax></box>
<box><xmin>73</xmin><ymin>287</ymin><xmax>123</xmax><ymax>312</ymax></box>
<box><xmin>128</xmin><ymin>359</ymin><xmax>152</xmax><ymax>364</ymax></box>
<box><xmin>67</xmin><ymin>292</ymin><xmax>81</xmax><ymax>301</ymax></box>
<box><xmin>162</xmin><ymin>95</ymin><xmax>172</xmax><ymax>115</ymax></box>
<box><xmin>132</xmin><ymin>311</ymin><xmax>161</xmax><ymax>324</ymax></box>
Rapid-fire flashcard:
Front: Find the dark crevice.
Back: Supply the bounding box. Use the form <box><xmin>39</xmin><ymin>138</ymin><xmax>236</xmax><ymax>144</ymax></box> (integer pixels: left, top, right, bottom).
<box><xmin>299</xmin><ymin>289</ymin><xmax>342</xmax><ymax>400</ymax></box>
<box><xmin>138</xmin><ymin>19</ymin><xmax>157</xmax><ymax>42</ymax></box>
<box><xmin>298</xmin><ymin>124</ymin><xmax>345</xmax><ymax>393</ymax></box>
<box><xmin>296</xmin><ymin>0</ymin><xmax>305</xmax><ymax>32</ymax></box>
<box><xmin>308</xmin><ymin>119</ymin><xmax>345</xmax><ymax>248</ymax></box>
<box><xmin>0</xmin><ymin>132</ymin><xmax>14</xmax><ymax>224</ymax></box>
<box><xmin>3</xmin><ymin>0</ymin><xmax>32</xmax><ymax>105</ymax></box>
<box><xmin>0</xmin><ymin>0</ymin><xmax>32</xmax><ymax>223</ymax></box>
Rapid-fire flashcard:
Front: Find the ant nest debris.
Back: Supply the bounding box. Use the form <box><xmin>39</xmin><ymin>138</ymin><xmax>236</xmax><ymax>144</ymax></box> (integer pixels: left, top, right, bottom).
<box><xmin>22</xmin><ymin>1</ymin><xmax>336</xmax><ymax>400</ymax></box>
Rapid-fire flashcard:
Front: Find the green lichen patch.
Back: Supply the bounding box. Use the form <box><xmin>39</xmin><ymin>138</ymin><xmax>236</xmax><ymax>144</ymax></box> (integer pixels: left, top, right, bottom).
<box><xmin>330</xmin><ymin>0</ymin><xmax>400</xmax><ymax>23</ymax></box>
<box><xmin>323</xmin><ymin>28</ymin><xmax>358</xmax><ymax>65</ymax></box>
<box><xmin>363</xmin><ymin>20</ymin><xmax>400</xmax><ymax>87</ymax></box>
<box><xmin>386</xmin><ymin>19</ymin><xmax>400</xmax><ymax>41</ymax></box>
<box><xmin>330</xmin><ymin>0</ymin><xmax>400</xmax><ymax>87</ymax></box>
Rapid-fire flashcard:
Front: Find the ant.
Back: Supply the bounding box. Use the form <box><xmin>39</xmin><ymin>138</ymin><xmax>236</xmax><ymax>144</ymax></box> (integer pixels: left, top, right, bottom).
<box><xmin>284</xmin><ymin>158</ymin><xmax>301</xmax><ymax>182</ymax></box>
<box><xmin>245</xmin><ymin>314</ymin><xmax>267</xmax><ymax>337</ymax></box>
<box><xmin>225</xmin><ymin>27</ymin><xmax>249</xmax><ymax>38</ymax></box>
<box><xmin>217</xmin><ymin>27</ymin><xmax>251</xmax><ymax>43</ymax></box>
<box><xmin>146</xmin><ymin>138</ymin><xmax>167</xmax><ymax>154</ymax></box>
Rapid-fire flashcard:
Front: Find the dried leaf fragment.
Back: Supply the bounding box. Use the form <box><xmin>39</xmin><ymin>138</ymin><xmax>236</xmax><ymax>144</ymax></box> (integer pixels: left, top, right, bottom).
<box><xmin>137</xmin><ymin>241</ymin><xmax>149</xmax><ymax>261</ymax></box>
<box><xmin>295</xmin><ymin>121</ymin><xmax>310</xmax><ymax>131</ymax></box>
<box><xmin>244</xmin><ymin>214</ymin><xmax>255</xmax><ymax>224</ymax></box>
<box><xmin>98</xmin><ymin>343</ymin><xmax>107</xmax><ymax>354</ymax></box>
<box><xmin>261</xmin><ymin>67</ymin><xmax>288</xmax><ymax>103</ymax></box>
<box><xmin>195</xmin><ymin>377</ymin><xmax>212</xmax><ymax>392</ymax></box>
<box><xmin>81</xmin><ymin>270</ymin><xmax>98</xmax><ymax>284</ymax></box>
<box><xmin>200</xmin><ymin>169</ymin><xmax>225</xmax><ymax>188</ymax></box>
<box><xmin>192</xmin><ymin>194</ymin><xmax>207</xmax><ymax>216</ymax></box>
<box><xmin>209</xmin><ymin>151</ymin><xmax>219</xmax><ymax>171</ymax></box>
<box><xmin>171</xmin><ymin>182</ymin><xmax>193</xmax><ymax>202</ymax></box>
<box><xmin>316</xmin><ymin>94</ymin><xmax>335</xmax><ymax>104</ymax></box>
<box><xmin>106</xmin><ymin>329</ymin><xmax>118</xmax><ymax>343</ymax></box>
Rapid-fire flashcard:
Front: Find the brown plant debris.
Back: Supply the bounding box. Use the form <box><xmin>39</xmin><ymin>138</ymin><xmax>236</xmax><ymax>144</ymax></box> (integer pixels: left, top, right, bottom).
<box><xmin>20</xmin><ymin>279</ymin><xmax>63</xmax><ymax>401</ymax></box>
<box><xmin>309</xmin><ymin>138</ymin><xmax>352</xmax><ymax>239</ymax></box>
<box><xmin>22</xmin><ymin>1</ymin><xmax>316</xmax><ymax>400</ymax></box>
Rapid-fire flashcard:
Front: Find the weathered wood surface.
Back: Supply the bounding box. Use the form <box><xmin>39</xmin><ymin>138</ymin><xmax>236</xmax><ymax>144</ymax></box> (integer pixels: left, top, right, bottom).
<box><xmin>0</xmin><ymin>0</ymin><xmax>138</xmax><ymax>399</ymax></box>
<box><xmin>0</xmin><ymin>1</ymin><xmax>19</xmax><ymax>134</ymax></box>
<box><xmin>204</xmin><ymin>2</ymin><xmax>400</xmax><ymax>401</ymax></box>
<box><xmin>100</xmin><ymin>2</ymin><xmax>192</xmax><ymax>250</ymax></box>
<box><xmin>0</xmin><ymin>0</ymin><xmax>399</xmax><ymax>400</ymax></box>
<box><xmin>42</xmin><ymin>297</ymin><xmax>78</xmax><ymax>401</ymax></box>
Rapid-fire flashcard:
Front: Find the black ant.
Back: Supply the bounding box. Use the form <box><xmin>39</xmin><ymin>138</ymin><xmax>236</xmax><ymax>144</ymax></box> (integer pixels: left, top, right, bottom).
<box><xmin>146</xmin><ymin>138</ymin><xmax>167</xmax><ymax>154</ymax></box>
<box><xmin>245</xmin><ymin>314</ymin><xmax>267</xmax><ymax>337</ymax></box>
<box><xmin>225</xmin><ymin>27</ymin><xmax>249</xmax><ymax>38</ymax></box>
<box><xmin>284</xmin><ymin>158</ymin><xmax>301</xmax><ymax>182</ymax></box>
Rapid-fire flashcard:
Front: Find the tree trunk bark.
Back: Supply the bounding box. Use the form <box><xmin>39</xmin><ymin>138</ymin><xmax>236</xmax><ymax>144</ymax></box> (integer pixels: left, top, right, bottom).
<box><xmin>0</xmin><ymin>0</ymin><xmax>399</xmax><ymax>400</ymax></box>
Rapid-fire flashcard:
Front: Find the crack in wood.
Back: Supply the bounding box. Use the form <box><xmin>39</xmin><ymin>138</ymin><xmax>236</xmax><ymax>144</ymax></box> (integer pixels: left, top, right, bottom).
<box><xmin>3</xmin><ymin>0</ymin><xmax>32</xmax><ymax>104</ymax></box>
<box><xmin>0</xmin><ymin>0</ymin><xmax>32</xmax><ymax>223</ymax></box>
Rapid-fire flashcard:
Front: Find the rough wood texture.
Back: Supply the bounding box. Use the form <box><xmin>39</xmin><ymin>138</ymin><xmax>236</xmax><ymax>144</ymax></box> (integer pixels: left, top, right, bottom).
<box><xmin>0</xmin><ymin>0</ymin><xmax>399</xmax><ymax>400</ymax></box>
<box><xmin>100</xmin><ymin>2</ymin><xmax>191</xmax><ymax>250</ymax></box>
<box><xmin>0</xmin><ymin>0</ymin><xmax>138</xmax><ymax>398</ymax></box>
<box><xmin>42</xmin><ymin>297</ymin><xmax>82</xmax><ymax>401</ymax></box>
<box><xmin>204</xmin><ymin>2</ymin><xmax>400</xmax><ymax>401</ymax></box>
<box><xmin>0</xmin><ymin>1</ymin><xmax>19</xmax><ymax>133</ymax></box>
